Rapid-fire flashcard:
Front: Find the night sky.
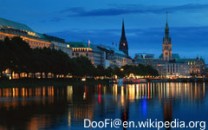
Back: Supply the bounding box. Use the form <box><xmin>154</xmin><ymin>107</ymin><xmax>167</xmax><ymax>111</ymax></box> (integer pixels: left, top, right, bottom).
<box><xmin>0</xmin><ymin>0</ymin><xmax>208</xmax><ymax>62</ymax></box>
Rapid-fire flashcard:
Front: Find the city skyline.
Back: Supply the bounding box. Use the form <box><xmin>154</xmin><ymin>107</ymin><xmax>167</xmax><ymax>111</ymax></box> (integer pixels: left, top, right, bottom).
<box><xmin>0</xmin><ymin>0</ymin><xmax>208</xmax><ymax>62</ymax></box>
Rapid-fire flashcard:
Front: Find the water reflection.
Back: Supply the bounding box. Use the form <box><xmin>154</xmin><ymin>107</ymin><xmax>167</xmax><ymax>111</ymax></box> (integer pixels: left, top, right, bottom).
<box><xmin>163</xmin><ymin>100</ymin><xmax>172</xmax><ymax>130</ymax></box>
<box><xmin>0</xmin><ymin>82</ymin><xmax>207</xmax><ymax>130</ymax></box>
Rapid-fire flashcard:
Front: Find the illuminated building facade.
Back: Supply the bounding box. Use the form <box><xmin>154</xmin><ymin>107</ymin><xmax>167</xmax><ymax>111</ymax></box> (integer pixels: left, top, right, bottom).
<box><xmin>69</xmin><ymin>42</ymin><xmax>94</xmax><ymax>64</ymax></box>
<box><xmin>0</xmin><ymin>18</ymin><xmax>51</xmax><ymax>48</ymax></box>
<box><xmin>135</xmin><ymin>56</ymin><xmax>205</xmax><ymax>78</ymax></box>
<box><xmin>157</xmin><ymin>61</ymin><xmax>190</xmax><ymax>78</ymax></box>
<box><xmin>180</xmin><ymin>58</ymin><xmax>205</xmax><ymax>76</ymax></box>
<box><xmin>134</xmin><ymin>15</ymin><xmax>205</xmax><ymax>78</ymax></box>
<box><xmin>156</xmin><ymin>58</ymin><xmax>205</xmax><ymax>77</ymax></box>
<box><xmin>68</xmin><ymin>42</ymin><xmax>132</xmax><ymax>68</ymax></box>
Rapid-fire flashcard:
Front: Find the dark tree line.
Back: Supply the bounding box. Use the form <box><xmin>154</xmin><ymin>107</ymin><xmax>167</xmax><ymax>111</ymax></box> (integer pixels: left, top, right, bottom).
<box><xmin>0</xmin><ymin>37</ymin><xmax>158</xmax><ymax>79</ymax></box>
<box><xmin>0</xmin><ymin>37</ymin><xmax>71</xmax><ymax>78</ymax></box>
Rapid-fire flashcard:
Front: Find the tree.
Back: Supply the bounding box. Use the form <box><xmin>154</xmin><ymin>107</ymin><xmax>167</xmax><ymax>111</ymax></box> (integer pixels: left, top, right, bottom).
<box><xmin>0</xmin><ymin>37</ymin><xmax>158</xmax><ymax>79</ymax></box>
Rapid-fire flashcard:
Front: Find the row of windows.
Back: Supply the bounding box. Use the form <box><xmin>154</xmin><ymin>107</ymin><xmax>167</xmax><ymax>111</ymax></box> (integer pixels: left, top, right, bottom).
<box><xmin>73</xmin><ymin>48</ymin><xmax>92</xmax><ymax>52</ymax></box>
<box><xmin>25</xmin><ymin>40</ymin><xmax>50</xmax><ymax>48</ymax></box>
<box><xmin>72</xmin><ymin>52</ymin><xmax>93</xmax><ymax>57</ymax></box>
<box><xmin>0</xmin><ymin>33</ymin><xmax>50</xmax><ymax>48</ymax></box>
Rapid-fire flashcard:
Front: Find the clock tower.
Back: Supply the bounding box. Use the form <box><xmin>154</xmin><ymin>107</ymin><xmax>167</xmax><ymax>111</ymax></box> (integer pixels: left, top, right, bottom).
<box><xmin>162</xmin><ymin>15</ymin><xmax>172</xmax><ymax>61</ymax></box>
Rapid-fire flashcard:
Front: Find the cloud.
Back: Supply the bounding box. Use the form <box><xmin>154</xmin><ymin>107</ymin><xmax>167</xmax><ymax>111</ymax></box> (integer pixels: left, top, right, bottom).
<box><xmin>166</xmin><ymin>4</ymin><xmax>208</xmax><ymax>13</ymax></box>
<box><xmin>59</xmin><ymin>4</ymin><xmax>208</xmax><ymax>17</ymax></box>
<box><xmin>47</xmin><ymin>3</ymin><xmax>208</xmax><ymax>23</ymax></box>
<box><xmin>61</xmin><ymin>7</ymin><xmax>140</xmax><ymax>16</ymax></box>
<box><xmin>49</xmin><ymin>26</ymin><xmax>208</xmax><ymax>60</ymax></box>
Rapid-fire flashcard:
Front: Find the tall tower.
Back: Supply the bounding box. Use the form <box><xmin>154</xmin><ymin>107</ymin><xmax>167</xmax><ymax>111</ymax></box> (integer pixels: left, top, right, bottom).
<box><xmin>162</xmin><ymin>13</ymin><xmax>172</xmax><ymax>61</ymax></box>
<box><xmin>119</xmin><ymin>20</ymin><xmax>128</xmax><ymax>56</ymax></box>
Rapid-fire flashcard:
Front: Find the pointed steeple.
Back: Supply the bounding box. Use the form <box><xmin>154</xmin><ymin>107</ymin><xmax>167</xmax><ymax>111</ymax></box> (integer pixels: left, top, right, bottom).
<box><xmin>162</xmin><ymin>12</ymin><xmax>172</xmax><ymax>61</ymax></box>
<box><xmin>165</xmin><ymin>12</ymin><xmax>169</xmax><ymax>39</ymax></box>
<box><xmin>119</xmin><ymin>19</ymin><xmax>128</xmax><ymax>55</ymax></box>
<box><xmin>121</xmin><ymin>20</ymin><xmax>126</xmax><ymax>41</ymax></box>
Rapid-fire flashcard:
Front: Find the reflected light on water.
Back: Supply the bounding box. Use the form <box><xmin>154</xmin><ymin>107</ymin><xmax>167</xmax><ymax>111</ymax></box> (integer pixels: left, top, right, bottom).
<box><xmin>68</xmin><ymin>111</ymin><xmax>71</xmax><ymax>127</ymax></box>
<box><xmin>67</xmin><ymin>86</ymin><xmax>73</xmax><ymax>102</ymax></box>
<box><xmin>112</xmin><ymin>84</ymin><xmax>118</xmax><ymax>101</ymax></box>
<box><xmin>27</xmin><ymin>116</ymin><xmax>51</xmax><ymax>130</ymax></box>
<box><xmin>0</xmin><ymin>82</ymin><xmax>207</xmax><ymax>130</ymax></box>
<box><xmin>97</xmin><ymin>84</ymin><xmax>102</xmax><ymax>104</ymax></box>
<box><xmin>128</xmin><ymin>85</ymin><xmax>135</xmax><ymax>102</ymax></box>
<box><xmin>0</xmin><ymin>86</ymin><xmax>56</xmax><ymax>109</ymax></box>
<box><xmin>114</xmin><ymin>82</ymin><xmax>207</xmax><ymax>102</ymax></box>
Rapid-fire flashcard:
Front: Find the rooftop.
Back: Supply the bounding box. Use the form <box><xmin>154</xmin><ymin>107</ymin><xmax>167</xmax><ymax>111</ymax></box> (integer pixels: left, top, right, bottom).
<box><xmin>97</xmin><ymin>44</ymin><xmax>129</xmax><ymax>57</ymax></box>
<box><xmin>176</xmin><ymin>57</ymin><xmax>205</xmax><ymax>63</ymax></box>
<box><xmin>68</xmin><ymin>42</ymin><xmax>89</xmax><ymax>48</ymax></box>
<box><xmin>159</xmin><ymin>53</ymin><xmax>180</xmax><ymax>60</ymax></box>
<box><xmin>43</xmin><ymin>34</ymin><xmax>65</xmax><ymax>43</ymax></box>
<box><xmin>0</xmin><ymin>18</ymin><xmax>34</xmax><ymax>32</ymax></box>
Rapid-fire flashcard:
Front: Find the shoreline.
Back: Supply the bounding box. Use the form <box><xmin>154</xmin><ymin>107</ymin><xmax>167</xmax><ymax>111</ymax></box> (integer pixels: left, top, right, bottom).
<box><xmin>0</xmin><ymin>78</ymin><xmax>208</xmax><ymax>87</ymax></box>
<box><xmin>0</xmin><ymin>78</ymin><xmax>109</xmax><ymax>87</ymax></box>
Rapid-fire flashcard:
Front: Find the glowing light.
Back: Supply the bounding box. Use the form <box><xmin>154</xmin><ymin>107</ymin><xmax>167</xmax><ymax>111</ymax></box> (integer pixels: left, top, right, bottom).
<box><xmin>27</xmin><ymin>31</ymin><xmax>36</xmax><ymax>36</ymax></box>
<box><xmin>81</xmin><ymin>78</ymin><xmax>86</xmax><ymax>82</ymax></box>
<box><xmin>67</xmin><ymin>86</ymin><xmax>73</xmax><ymax>102</ymax></box>
<box><xmin>141</xmin><ymin>99</ymin><xmax>147</xmax><ymax>116</ymax></box>
<box><xmin>97</xmin><ymin>84</ymin><xmax>102</xmax><ymax>103</ymax></box>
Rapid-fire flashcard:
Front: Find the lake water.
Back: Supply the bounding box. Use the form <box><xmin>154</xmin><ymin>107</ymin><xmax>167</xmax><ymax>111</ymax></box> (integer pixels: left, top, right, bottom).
<box><xmin>0</xmin><ymin>82</ymin><xmax>207</xmax><ymax>130</ymax></box>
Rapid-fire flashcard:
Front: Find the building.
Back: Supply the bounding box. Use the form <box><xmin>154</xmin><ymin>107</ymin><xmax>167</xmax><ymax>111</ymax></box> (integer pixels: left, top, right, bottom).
<box><xmin>156</xmin><ymin>60</ymin><xmax>190</xmax><ymax>78</ymax></box>
<box><xmin>134</xmin><ymin>15</ymin><xmax>205</xmax><ymax>78</ymax></box>
<box><xmin>162</xmin><ymin>17</ymin><xmax>172</xmax><ymax>61</ymax></box>
<box><xmin>68</xmin><ymin>41</ymin><xmax>132</xmax><ymax>68</ymax></box>
<box><xmin>0</xmin><ymin>18</ymin><xmax>51</xmax><ymax>48</ymax></box>
<box><xmin>154</xmin><ymin>58</ymin><xmax>205</xmax><ymax>78</ymax></box>
<box><xmin>97</xmin><ymin>45</ymin><xmax>132</xmax><ymax>68</ymax></box>
<box><xmin>69</xmin><ymin>41</ymin><xmax>94</xmax><ymax>64</ymax></box>
<box><xmin>135</xmin><ymin>53</ymin><xmax>154</xmax><ymax>59</ymax></box>
<box><xmin>43</xmin><ymin>34</ymin><xmax>72</xmax><ymax>57</ymax></box>
<box><xmin>91</xmin><ymin>44</ymin><xmax>105</xmax><ymax>67</ymax></box>
<box><xmin>119</xmin><ymin>20</ymin><xmax>129</xmax><ymax>56</ymax></box>
<box><xmin>68</xmin><ymin>20</ymin><xmax>132</xmax><ymax>68</ymax></box>
<box><xmin>177</xmin><ymin>58</ymin><xmax>205</xmax><ymax>76</ymax></box>
<box><xmin>134</xmin><ymin>53</ymin><xmax>155</xmax><ymax>65</ymax></box>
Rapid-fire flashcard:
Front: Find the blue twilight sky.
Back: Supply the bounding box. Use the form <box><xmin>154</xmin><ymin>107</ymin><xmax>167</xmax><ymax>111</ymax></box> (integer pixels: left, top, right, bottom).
<box><xmin>0</xmin><ymin>0</ymin><xmax>208</xmax><ymax>62</ymax></box>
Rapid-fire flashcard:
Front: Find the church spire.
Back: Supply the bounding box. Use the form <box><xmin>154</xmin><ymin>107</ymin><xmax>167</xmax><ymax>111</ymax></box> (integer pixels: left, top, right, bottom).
<box><xmin>165</xmin><ymin>12</ymin><xmax>169</xmax><ymax>39</ymax></box>
<box><xmin>121</xmin><ymin>20</ymin><xmax>126</xmax><ymax>40</ymax></box>
<box><xmin>119</xmin><ymin>19</ymin><xmax>128</xmax><ymax>55</ymax></box>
